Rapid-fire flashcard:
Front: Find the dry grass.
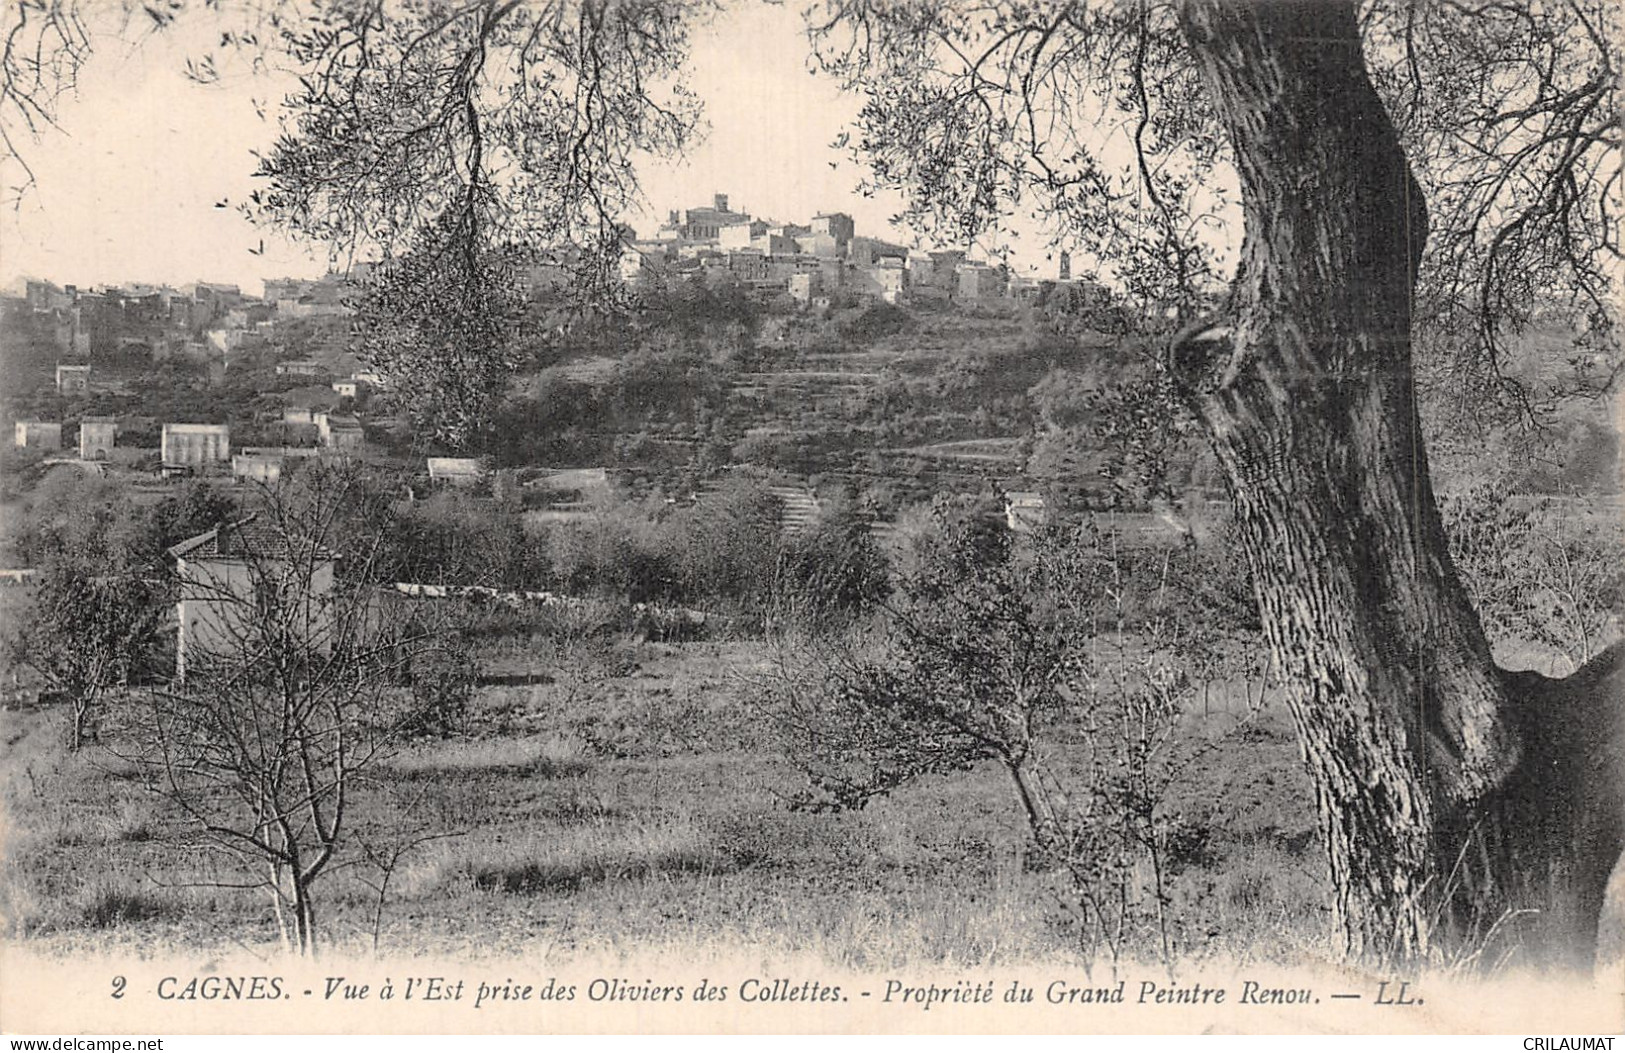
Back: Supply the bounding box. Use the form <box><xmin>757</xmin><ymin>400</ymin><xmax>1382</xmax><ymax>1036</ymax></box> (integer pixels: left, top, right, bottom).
<box><xmin>0</xmin><ymin>636</ymin><xmax>1329</xmax><ymax>968</ymax></box>
<box><xmin>384</xmin><ymin>735</ymin><xmax>592</xmax><ymax>780</ymax></box>
<box><xmin>406</xmin><ymin>819</ymin><xmax>726</xmax><ymax>897</ymax></box>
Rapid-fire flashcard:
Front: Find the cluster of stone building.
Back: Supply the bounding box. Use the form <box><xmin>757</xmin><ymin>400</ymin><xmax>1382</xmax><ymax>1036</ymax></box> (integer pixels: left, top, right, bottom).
<box><xmin>10</xmin><ymin>272</ymin><xmax>364</xmax><ymax>411</ymax></box>
<box><xmin>11</xmin><ymin>412</ymin><xmax>365</xmax><ymax>480</ymax></box>
<box><xmin>10</xmin><ymin>196</ymin><xmax>1086</xmax><ymax>503</ymax></box>
<box><xmin>620</xmin><ymin>192</ymin><xmax>1013</xmax><ymax>307</ymax></box>
<box><xmin>16</xmin><ymin>272</ymin><xmax>356</xmax><ymax>376</ymax></box>
<box><xmin>8</xmin><ymin>270</ymin><xmax>382</xmax><ymax>478</ymax></box>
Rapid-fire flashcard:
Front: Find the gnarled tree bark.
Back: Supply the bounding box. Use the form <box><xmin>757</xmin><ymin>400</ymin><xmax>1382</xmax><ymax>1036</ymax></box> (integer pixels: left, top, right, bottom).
<box><xmin>1173</xmin><ymin>0</ymin><xmax>1623</xmax><ymax>965</ymax></box>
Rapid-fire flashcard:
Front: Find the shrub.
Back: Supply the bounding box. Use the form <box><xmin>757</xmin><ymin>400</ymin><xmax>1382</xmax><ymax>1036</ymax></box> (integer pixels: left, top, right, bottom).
<box><xmin>771</xmin><ymin>495</ymin><xmax>891</xmax><ymax>632</ymax></box>
<box><xmin>403</xmin><ymin>639</ymin><xmax>478</xmax><ymax>739</ymax></box>
<box><xmin>663</xmin><ymin>474</ymin><xmax>783</xmax><ymax>609</ymax></box>
<box><xmin>79</xmin><ymin>883</ymin><xmax>176</xmax><ymax>929</ymax></box>
<box><xmin>6</xmin><ymin>571</ymin><xmax>167</xmax><ymax>749</ymax></box>
<box><xmin>547</xmin><ymin>505</ymin><xmax>678</xmax><ymax>604</ymax></box>
<box><xmin>837</xmin><ymin>301</ymin><xmax>912</xmax><ymax>343</ymax></box>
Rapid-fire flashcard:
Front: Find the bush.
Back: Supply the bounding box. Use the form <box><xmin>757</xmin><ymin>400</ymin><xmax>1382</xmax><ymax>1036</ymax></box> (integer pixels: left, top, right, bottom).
<box><xmin>391</xmin><ymin>490</ymin><xmax>540</xmax><ymax>589</ymax></box>
<box><xmin>14</xmin><ymin>470</ymin><xmax>173</xmax><ymax>575</ymax></box>
<box><xmin>543</xmin><ymin>476</ymin><xmax>887</xmax><ymax>623</ymax></box>
<box><xmin>547</xmin><ymin>500</ymin><xmax>678</xmax><ymax>603</ymax></box>
<box><xmin>662</xmin><ymin>474</ymin><xmax>783</xmax><ymax>609</ymax></box>
<box><xmin>403</xmin><ymin>639</ymin><xmax>478</xmax><ymax>739</ymax></box>
<box><xmin>837</xmin><ymin>301</ymin><xmax>912</xmax><ymax>343</ymax></box>
<box><xmin>771</xmin><ymin>496</ymin><xmax>891</xmax><ymax>632</ymax></box>
<box><xmin>6</xmin><ymin>570</ymin><xmax>167</xmax><ymax>749</ymax></box>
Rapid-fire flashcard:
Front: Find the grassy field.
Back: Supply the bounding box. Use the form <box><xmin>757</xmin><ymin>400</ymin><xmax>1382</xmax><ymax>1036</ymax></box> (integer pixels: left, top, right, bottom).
<box><xmin>0</xmin><ymin>630</ymin><xmax>1333</xmax><ymax>969</ymax></box>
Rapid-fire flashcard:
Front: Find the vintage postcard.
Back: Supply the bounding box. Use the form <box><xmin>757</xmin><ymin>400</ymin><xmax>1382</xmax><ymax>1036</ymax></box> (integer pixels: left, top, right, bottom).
<box><xmin>0</xmin><ymin>0</ymin><xmax>1621</xmax><ymax>1038</ymax></box>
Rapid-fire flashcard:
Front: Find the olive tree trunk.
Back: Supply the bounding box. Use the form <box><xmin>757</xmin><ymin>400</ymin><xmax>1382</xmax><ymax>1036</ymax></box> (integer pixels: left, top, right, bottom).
<box><xmin>1173</xmin><ymin>0</ymin><xmax>1623</xmax><ymax>965</ymax></box>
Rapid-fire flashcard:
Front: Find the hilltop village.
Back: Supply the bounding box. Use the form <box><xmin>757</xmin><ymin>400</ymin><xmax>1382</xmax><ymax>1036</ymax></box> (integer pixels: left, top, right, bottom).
<box><xmin>2</xmin><ymin>191</ymin><xmax>1154</xmax><ymax>534</ymax></box>
<box><xmin>622</xmin><ymin>192</ymin><xmax>1024</xmax><ymax>306</ymax></box>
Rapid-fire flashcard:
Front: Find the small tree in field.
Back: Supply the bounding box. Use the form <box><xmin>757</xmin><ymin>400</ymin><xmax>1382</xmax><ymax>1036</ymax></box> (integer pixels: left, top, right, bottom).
<box><xmin>769</xmin><ymin>510</ymin><xmax>1253</xmax><ymax>964</ymax></box>
<box><xmin>7</xmin><ymin>570</ymin><xmax>164</xmax><ymax>749</ymax></box>
<box><xmin>134</xmin><ymin>472</ymin><xmax>441</xmax><ymax>955</ymax></box>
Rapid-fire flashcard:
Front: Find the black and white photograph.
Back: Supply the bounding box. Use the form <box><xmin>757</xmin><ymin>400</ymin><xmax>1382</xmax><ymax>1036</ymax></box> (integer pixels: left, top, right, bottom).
<box><xmin>0</xmin><ymin>0</ymin><xmax>1621</xmax><ymax>1037</ymax></box>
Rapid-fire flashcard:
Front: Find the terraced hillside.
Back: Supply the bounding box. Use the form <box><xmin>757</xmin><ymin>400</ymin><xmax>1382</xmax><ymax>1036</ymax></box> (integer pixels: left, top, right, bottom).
<box><xmin>495</xmin><ymin>299</ymin><xmax>1101</xmax><ymax>511</ymax></box>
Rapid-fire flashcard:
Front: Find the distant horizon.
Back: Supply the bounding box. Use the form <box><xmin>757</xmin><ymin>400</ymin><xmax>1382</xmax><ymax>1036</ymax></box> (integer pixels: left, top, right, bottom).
<box><xmin>0</xmin><ymin>4</ymin><xmax>1069</xmax><ymax>300</ymax></box>
<box><xmin>2</xmin><ymin>172</ymin><xmax>1063</xmax><ymax>299</ymax></box>
<box><xmin>2</xmin><ymin>179</ymin><xmax>1058</xmax><ymax>301</ymax></box>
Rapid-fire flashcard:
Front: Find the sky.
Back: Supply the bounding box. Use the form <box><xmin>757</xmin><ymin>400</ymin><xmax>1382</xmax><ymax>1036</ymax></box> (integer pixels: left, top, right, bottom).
<box><xmin>0</xmin><ymin>3</ymin><xmax>1054</xmax><ymax>299</ymax></box>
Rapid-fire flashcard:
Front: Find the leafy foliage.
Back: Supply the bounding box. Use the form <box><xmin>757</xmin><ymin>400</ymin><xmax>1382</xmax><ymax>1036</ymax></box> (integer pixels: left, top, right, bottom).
<box><xmin>402</xmin><ymin>637</ymin><xmax>479</xmax><ymax>740</ymax></box>
<box><xmin>836</xmin><ymin>301</ymin><xmax>913</xmax><ymax>342</ymax></box>
<box><xmin>807</xmin><ymin>0</ymin><xmax>1620</xmax><ymax>423</ymax></box>
<box><xmin>768</xmin><ymin>508</ymin><xmax>1263</xmax><ymax>961</ymax></box>
<box><xmin>808</xmin><ymin>1</ymin><xmax>1228</xmax><ymax>322</ymax></box>
<box><xmin>770</xmin><ymin>492</ymin><xmax>891</xmax><ymax>633</ymax></box>
<box><xmin>252</xmin><ymin>0</ymin><xmax>710</xmax><ymax>302</ymax></box>
<box><xmin>354</xmin><ymin>218</ymin><xmax>534</xmax><ymax>450</ymax></box>
<box><xmin>151</xmin><ymin>480</ymin><xmax>240</xmax><ymax>555</ymax></box>
<box><xmin>10</xmin><ymin>469</ymin><xmax>240</xmax><ymax>578</ymax></box>
<box><xmin>1444</xmin><ymin>485</ymin><xmax>1625</xmax><ymax>672</ymax></box>
<box><xmin>6</xmin><ymin>571</ymin><xmax>165</xmax><ymax>748</ymax></box>
<box><xmin>1363</xmin><ymin>0</ymin><xmax>1622</xmax><ymax>429</ymax></box>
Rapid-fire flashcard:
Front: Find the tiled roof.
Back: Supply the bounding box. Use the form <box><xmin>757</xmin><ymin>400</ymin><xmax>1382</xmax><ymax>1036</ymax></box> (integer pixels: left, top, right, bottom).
<box><xmin>167</xmin><ymin>514</ymin><xmax>337</xmax><ymax>563</ymax></box>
